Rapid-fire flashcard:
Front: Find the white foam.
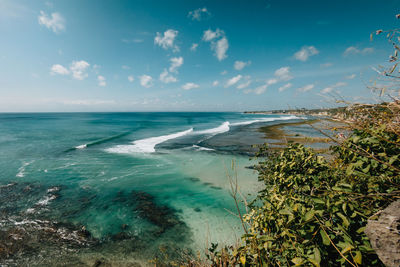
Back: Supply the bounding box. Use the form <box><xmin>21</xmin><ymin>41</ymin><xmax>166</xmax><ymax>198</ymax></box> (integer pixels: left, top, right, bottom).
<box><xmin>230</xmin><ymin>115</ymin><xmax>300</xmax><ymax>126</ymax></box>
<box><xmin>192</xmin><ymin>145</ymin><xmax>215</xmax><ymax>151</ymax></box>
<box><xmin>75</xmin><ymin>144</ymin><xmax>87</xmax><ymax>149</ymax></box>
<box><xmin>36</xmin><ymin>194</ymin><xmax>57</xmax><ymax>206</ymax></box>
<box><xmin>195</xmin><ymin>121</ymin><xmax>230</xmax><ymax>135</ymax></box>
<box><xmin>106</xmin><ymin>128</ymin><xmax>193</xmax><ymax>154</ymax></box>
<box><xmin>16</xmin><ymin>161</ymin><xmax>34</xmax><ymax>178</ymax></box>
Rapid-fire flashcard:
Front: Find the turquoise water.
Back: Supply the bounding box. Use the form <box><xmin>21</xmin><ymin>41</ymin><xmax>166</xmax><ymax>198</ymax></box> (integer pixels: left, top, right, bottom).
<box><xmin>0</xmin><ymin>112</ymin><xmax>301</xmax><ymax>266</ymax></box>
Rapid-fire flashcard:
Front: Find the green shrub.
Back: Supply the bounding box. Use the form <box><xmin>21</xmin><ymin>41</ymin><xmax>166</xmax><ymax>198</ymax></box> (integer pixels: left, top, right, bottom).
<box><xmin>209</xmin><ymin>122</ymin><xmax>400</xmax><ymax>266</ymax></box>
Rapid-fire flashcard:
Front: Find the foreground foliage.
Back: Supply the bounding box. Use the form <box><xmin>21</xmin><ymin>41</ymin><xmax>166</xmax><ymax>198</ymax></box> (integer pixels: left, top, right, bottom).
<box><xmin>206</xmin><ymin>108</ymin><xmax>399</xmax><ymax>266</ymax></box>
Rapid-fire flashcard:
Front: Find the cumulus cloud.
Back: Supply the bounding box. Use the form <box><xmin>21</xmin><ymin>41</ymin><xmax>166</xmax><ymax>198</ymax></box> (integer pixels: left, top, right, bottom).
<box><xmin>50</xmin><ymin>64</ymin><xmax>69</xmax><ymax>75</ymax></box>
<box><xmin>243</xmin><ymin>67</ymin><xmax>292</xmax><ymax>95</ymax></box>
<box><xmin>321</xmin><ymin>82</ymin><xmax>346</xmax><ymax>94</ymax></box>
<box><xmin>294</xmin><ymin>46</ymin><xmax>319</xmax><ymax>61</ymax></box>
<box><xmin>202</xmin><ymin>29</ymin><xmax>229</xmax><ymax>61</ymax></box>
<box><xmin>139</xmin><ymin>75</ymin><xmax>153</xmax><ymax>88</ymax></box>
<box><xmin>169</xmin><ymin>57</ymin><xmax>184</xmax><ymax>73</ymax></box>
<box><xmin>38</xmin><ymin>11</ymin><xmax>65</xmax><ymax>33</ymax></box>
<box><xmin>346</xmin><ymin>74</ymin><xmax>356</xmax><ymax>79</ymax></box>
<box><xmin>237</xmin><ymin>80</ymin><xmax>251</xmax><ymax>89</ymax></box>
<box><xmin>253</xmin><ymin>84</ymin><xmax>268</xmax><ymax>95</ymax></box>
<box><xmin>70</xmin><ymin>60</ymin><xmax>90</xmax><ymax>80</ymax></box>
<box><xmin>212</xmin><ymin>80</ymin><xmax>219</xmax><ymax>86</ymax></box>
<box><xmin>97</xmin><ymin>75</ymin><xmax>106</xmax><ymax>87</ymax></box>
<box><xmin>159</xmin><ymin>69</ymin><xmax>177</xmax><ymax>83</ymax></box>
<box><xmin>190</xmin><ymin>43</ymin><xmax>198</xmax><ymax>51</ymax></box>
<box><xmin>278</xmin><ymin>83</ymin><xmax>292</xmax><ymax>92</ymax></box>
<box><xmin>234</xmin><ymin>60</ymin><xmax>251</xmax><ymax>70</ymax></box>
<box><xmin>128</xmin><ymin>75</ymin><xmax>134</xmax><ymax>82</ymax></box>
<box><xmin>202</xmin><ymin>29</ymin><xmax>223</xmax><ymax>41</ymax></box>
<box><xmin>214</xmin><ymin>37</ymin><xmax>229</xmax><ymax>61</ymax></box>
<box><xmin>50</xmin><ymin>60</ymin><xmax>90</xmax><ymax>80</ymax></box>
<box><xmin>182</xmin><ymin>82</ymin><xmax>199</xmax><ymax>90</ymax></box>
<box><xmin>343</xmin><ymin>46</ymin><xmax>374</xmax><ymax>56</ymax></box>
<box><xmin>274</xmin><ymin>66</ymin><xmax>293</xmax><ymax>81</ymax></box>
<box><xmin>225</xmin><ymin>75</ymin><xmax>242</xmax><ymax>87</ymax></box>
<box><xmin>188</xmin><ymin>7</ymin><xmax>211</xmax><ymax>21</ymax></box>
<box><xmin>297</xmin><ymin>84</ymin><xmax>315</xmax><ymax>93</ymax></box>
<box><xmin>154</xmin><ymin>29</ymin><xmax>179</xmax><ymax>51</ymax></box>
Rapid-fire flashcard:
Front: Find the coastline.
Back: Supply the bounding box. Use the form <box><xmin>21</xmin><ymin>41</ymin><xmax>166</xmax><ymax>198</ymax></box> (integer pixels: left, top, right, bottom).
<box><xmin>257</xmin><ymin>118</ymin><xmax>344</xmax><ymax>152</ymax></box>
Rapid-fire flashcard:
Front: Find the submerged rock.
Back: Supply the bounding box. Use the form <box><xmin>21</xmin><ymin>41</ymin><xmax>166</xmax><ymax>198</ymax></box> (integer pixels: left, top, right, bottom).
<box><xmin>365</xmin><ymin>200</ymin><xmax>400</xmax><ymax>267</ymax></box>
<box><xmin>131</xmin><ymin>191</ymin><xmax>184</xmax><ymax>234</ymax></box>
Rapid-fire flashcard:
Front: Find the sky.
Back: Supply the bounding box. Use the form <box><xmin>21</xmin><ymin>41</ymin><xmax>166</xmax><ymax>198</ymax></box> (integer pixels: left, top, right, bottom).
<box><xmin>0</xmin><ymin>0</ymin><xmax>399</xmax><ymax>112</ymax></box>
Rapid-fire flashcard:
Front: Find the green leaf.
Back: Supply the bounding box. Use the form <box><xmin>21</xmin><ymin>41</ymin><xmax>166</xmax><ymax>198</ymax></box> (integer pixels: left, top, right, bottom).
<box><xmin>337</xmin><ymin>212</ymin><xmax>350</xmax><ymax>228</ymax></box>
<box><xmin>340</xmin><ymin>243</ymin><xmax>354</xmax><ymax>254</ymax></box>
<box><xmin>304</xmin><ymin>209</ymin><xmax>315</xmax><ymax>221</ymax></box>
<box><xmin>354</xmin><ymin>251</ymin><xmax>362</xmax><ymax>264</ymax></box>
<box><xmin>320</xmin><ymin>229</ymin><xmax>330</xmax><ymax>246</ymax></box>
<box><xmin>309</xmin><ymin>247</ymin><xmax>321</xmax><ymax>267</ymax></box>
<box><xmin>291</xmin><ymin>257</ymin><xmax>304</xmax><ymax>266</ymax></box>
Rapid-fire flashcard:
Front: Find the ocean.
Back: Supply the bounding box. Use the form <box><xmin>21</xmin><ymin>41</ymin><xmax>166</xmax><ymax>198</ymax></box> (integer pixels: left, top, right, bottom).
<box><xmin>0</xmin><ymin>112</ymin><xmax>301</xmax><ymax>266</ymax></box>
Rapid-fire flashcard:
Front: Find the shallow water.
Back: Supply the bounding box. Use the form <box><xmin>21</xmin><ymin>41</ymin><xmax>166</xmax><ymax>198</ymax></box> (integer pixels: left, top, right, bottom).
<box><xmin>0</xmin><ymin>112</ymin><xmax>303</xmax><ymax>266</ymax></box>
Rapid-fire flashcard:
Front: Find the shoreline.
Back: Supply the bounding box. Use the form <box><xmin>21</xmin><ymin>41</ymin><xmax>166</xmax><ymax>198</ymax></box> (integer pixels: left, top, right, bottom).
<box><xmin>257</xmin><ymin>118</ymin><xmax>341</xmax><ymax>152</ymax></box>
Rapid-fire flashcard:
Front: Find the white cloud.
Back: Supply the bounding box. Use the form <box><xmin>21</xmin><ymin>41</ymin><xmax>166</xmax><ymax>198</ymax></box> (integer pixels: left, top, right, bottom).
<box><xmin>159</xmin><ymin>69</ymin><xmax>177</xmax><ymax>83</ymax></box>
<box><xmin>254</xmin><ymin>84</ymin><xmax>268</xmax><ymax>95</ymax></box>
<box><xmin>154</xmin><ymin>29</ymin><xmax>179</xmax><ymax>51</ymax></box>
<box><xmin>190</xmin><ymin>43</ymin><xmax>198</xmax><ymax>51</ymax></box>
<box><xmin>139</xmin><ymin>75</ymin><xmax>153</xmax><ymax>88</ymax></box>
<box><xmin>97</xmin><ymin>75</ymin><xmax>106</xmax><ymax>87</ymax></box>
<box><xmin>214</xmin><ymin>37</ymin><xmax>229</xmax><ymax>61</ymax></box>
<box><xmin>234</xmin><ymin>60</ymin><xmax>251</xmax><ymax>70</ymax></box>
<box><xmin>38</xmin><ymin>11</ymin><xmax>65</xmax><ymax>33</ymax></box>
<box><xmin>274</xmin><ymin>66</ymin><xmax>293</xmax><ymax>81</ymax></box>
<box><xmin>267</xmin><ymin>78</ymin><xmax>278</xmax><ymax>85</ymax></box>
<box><xmin>220</xmin><ymin>70</ymin><xmax>228</xmax><ymax>75</ymax></box>
<box><xmin>202</xmin><ymin>29</ymin><xmax>229</xmax><ymax>61</ymax></box>
<box><xmin>346</xmin><ymin>74</ymin><xmax>356</xmax><ymax>79</ymax></box>
<box><xmin>169</xmin><ymin>57</ymin><xmax>184</xmax><ymax>73</ymax></box>
<box><xmin>188</xmin><ymin>7</ymin><xmax>211</xmax><ymax>21</ymax></box>
<box><xmin>278</xmin><ymin>83</ymin><xmax>292</xmax><ymax>92</ymax></box>
<box><xmin>362</xmin><ymin>47</ymin><xmax>374</xmax><ymax>54</ymax></box>
<box><xmin>212</xmin><ymin>80</ymin><xmax>219</xmax><ymax>86</ymax></box>
<box><xmin>321</xmin><ymin>82</ymin><xmax>346</xmax><ymax>94</ymax></box>
<box><xmin>182</xmin><ymin>82</ymin><xmax>199</xmax><ymax>90</ymax></box>
<box><xmin>294</xmin><ymin>46</ymin><xmax>319</xmax><ymax>61</ymax></box>
<box><xmin>237</xmin><ymin>80</ymin><xmax>251</xmax><ymax>89</ymax></box>
<box><xmin>50</xmin><ymin>64</ymin><xmax>69</xmax><ymax>75</ymax></box>
<box><xmin>70</xmin><ymin>60</ymin><xmax>90</xmax><ymax>80</ymax></box>
<box><xmin>343</xmin><ymin>46</ymin><xmax>374</xmax><ymax>56</ymax></box>
<box><xmin>202</xmin><ymin>29</ymin><xmax>223</xmax><ymax>41</ymax></box>
<box><xmin>297</xmin><ymin>84</ymin><xmax>315</xmax><ymax>93</ymax></box>
<box><xmin>128</xmin><ymin>75</ymin><xmax>134</xmax><ymax>82</ymax></box>
<box><xmin>225</xmin><ymin>75</ymin><xmax>242</xmax><ymax>87</ymax></box>
<box><xmin>242</xmin><ymin>67</ymin><xmax>292</xmax><ymax>95</ymax></box>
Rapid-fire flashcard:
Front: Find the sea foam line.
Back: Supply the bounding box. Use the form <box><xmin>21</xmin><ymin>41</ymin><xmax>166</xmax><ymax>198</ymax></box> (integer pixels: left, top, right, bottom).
<box><xmin>230</xmin><ymin>115</ymin><xmax>300</xmax><ymax>126</ymax></box>
<box><xmin>195</xmin><ymin>121</ymin><xmax>230</xmax><ymax>135</ymax></box>
<box><xmin>106</xmin><ymin>128</ymin><xmax>193</xmax><ymax>153</ymax></box>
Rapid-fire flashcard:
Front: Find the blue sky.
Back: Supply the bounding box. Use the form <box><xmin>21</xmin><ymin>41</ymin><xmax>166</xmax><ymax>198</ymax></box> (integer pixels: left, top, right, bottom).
<box><xmin>0</xmin><ymin>0</ymin><xmax>399</xmax><ymax>112</ymax></box>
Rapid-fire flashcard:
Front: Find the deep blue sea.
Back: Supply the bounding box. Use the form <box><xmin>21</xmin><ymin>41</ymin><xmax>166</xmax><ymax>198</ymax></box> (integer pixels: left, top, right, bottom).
<box><xmin>0</xmin><ymin>112</ymin><xmax>301</xmax><ymax>266</ymax></box>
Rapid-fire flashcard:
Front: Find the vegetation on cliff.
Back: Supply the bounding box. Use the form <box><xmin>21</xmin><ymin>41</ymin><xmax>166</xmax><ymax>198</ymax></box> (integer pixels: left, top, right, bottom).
<box><xmin>199</xmin><ymin>18</ymin><xmax>400</xmax><ymax>267</ymax></box>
